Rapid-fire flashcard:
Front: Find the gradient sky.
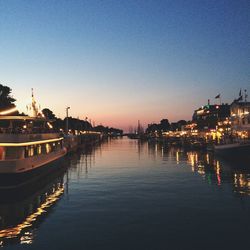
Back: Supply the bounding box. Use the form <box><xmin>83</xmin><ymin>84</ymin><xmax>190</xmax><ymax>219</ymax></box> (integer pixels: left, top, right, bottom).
<box><xmin>0</xmin><ymin>0</ymin><xmax>249</xmax><ymax>130</ymax></box>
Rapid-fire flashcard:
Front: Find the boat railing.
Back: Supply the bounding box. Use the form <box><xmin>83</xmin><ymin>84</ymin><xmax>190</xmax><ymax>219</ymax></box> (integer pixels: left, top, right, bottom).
<box><xmin>0</xmin><ymin>128</ymin><xmax>59</xmax><ymax>134</ymax></box>
<box><xmin>0</xmin><ymin>133</ymin><xmax>62</xmax><ymax>143</ymax></box>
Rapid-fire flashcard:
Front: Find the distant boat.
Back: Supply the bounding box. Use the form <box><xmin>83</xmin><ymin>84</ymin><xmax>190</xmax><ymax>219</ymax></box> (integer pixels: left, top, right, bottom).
<box><xmin>127</xmin><ymin>120</ymin><xmax>146</xmax><ymax>140</ymax></box>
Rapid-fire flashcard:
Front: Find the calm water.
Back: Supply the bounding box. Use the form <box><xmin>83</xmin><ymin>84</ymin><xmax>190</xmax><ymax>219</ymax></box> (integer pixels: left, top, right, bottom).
<box><xmin>1</xmin><ymin>137</ymin><xmax>250</xmax><ymax>250</ymax></box>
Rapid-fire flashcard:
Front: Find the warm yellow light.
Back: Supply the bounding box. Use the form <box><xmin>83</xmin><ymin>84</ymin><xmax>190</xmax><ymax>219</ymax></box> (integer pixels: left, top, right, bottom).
<box><xmin>0</xmin><ymin>187</ymin><xmax>64</xmax><ymax>240</ymax></box>
<box><xmin>47</xmin><ymin>122</ymin><xmax>53</xmax><ymax>129</ymax></box>
<box><xmin>0</xmin><ymin>137</ymin><xmax>63</xmax><ymax>147</ymax></box>
<box><xmin>81</xmin><ymin>131</ymin><xmax>101</xmax><ymax>135</ymax></box>
<box><xmin>0</xmin><ymin>107</ymin><xmax>18</xmax><ymax>115</ymax></box>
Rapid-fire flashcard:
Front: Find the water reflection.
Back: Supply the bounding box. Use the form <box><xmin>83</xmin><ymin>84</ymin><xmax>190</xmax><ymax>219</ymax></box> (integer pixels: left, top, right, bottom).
<box><xmin>147</xmin><ymin>141</ymin><xmax>169</xmax><ymax>160</ymax></box>
<box><xmin>186</xmin><ymin>150</ymin><xmax>250</xmax><ymax>195</ymax></box>
<box><xmin>234</xmin><ymin>174</ymin><xmax>250</xmax><ymax>195</ymax></box>
<box><xmin>0</xmin><ymin>168</ymin><xmax>66</xmax><ymax>247</ymax></box>
<box><xmin>186</xmin><ymin>151</ymin><xmax>224</xmax><ymax>185</ymax></box>
<box><xmin>148</xmin><ymin>141</ymin><xmax>250</xmax><ymax>196</ymax></box>
<box><xmin>0</xmin><ymin>143</ymin><xmax>100</xmax><ymax>247</ymax></box>
<box><xmin>67</xmin><ymin>144</ymin><xmax>98</xmax><ymax>180</ymax></box>
<box><xmin>1</xmin><ymin>138</ymin><xmax>250</xmax><ymax>249</ymax></box>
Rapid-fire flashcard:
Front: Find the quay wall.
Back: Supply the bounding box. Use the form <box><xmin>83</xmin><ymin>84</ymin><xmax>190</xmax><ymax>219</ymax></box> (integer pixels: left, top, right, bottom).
<box><xmin>64</xmin><ymin>133</ymin><xmax>102</xmax><ymax>153</ymax></box>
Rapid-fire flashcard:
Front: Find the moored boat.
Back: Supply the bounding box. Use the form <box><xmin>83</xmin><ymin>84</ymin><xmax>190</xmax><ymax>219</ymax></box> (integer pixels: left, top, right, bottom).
<box><xmin>0</xmin><ymin>90</ymin><xmax>67</xmax><ymax>188</ymax></box>
<box><xmin>213</xmin><ymin>98</ymin><xmax>250</xmax><ymax>160</ymax></box>
<box><xmin>0</xmin><ymin>116</ymin><xmax>66</xmax><ymax>179</ymax></box>
<box><xmin>214</xmin><ymin>141</ymin><xmax>250</xmax><ymax>160</ymax></box>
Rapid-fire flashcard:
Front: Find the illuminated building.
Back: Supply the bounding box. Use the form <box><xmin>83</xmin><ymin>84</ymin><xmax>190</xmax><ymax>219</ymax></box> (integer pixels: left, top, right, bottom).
<box><xmin>192</xmin><ymin>103</ymin><xmax>230</xmax><ymax>130</ymax></box>
<box><xmin>230</xmin><ymin>101</ymin><xmax>250</xmax><ymax>138</ymax></box>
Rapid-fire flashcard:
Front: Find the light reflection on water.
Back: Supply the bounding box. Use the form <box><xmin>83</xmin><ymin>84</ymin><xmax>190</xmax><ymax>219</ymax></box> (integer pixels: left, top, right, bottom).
<box><xmin>0</xmin><ymin>137</ymin><xmax>250</xmax><ymax>249</ymax></box>
<box><xmin>0</xmin><ymin>186</ymin><xmax>64</xmax><ymax>244</ymax></box>
<box><xmin>0</xmin><ymin>175</ymin><xmax>65</xmax><ymax>246</ymax></box>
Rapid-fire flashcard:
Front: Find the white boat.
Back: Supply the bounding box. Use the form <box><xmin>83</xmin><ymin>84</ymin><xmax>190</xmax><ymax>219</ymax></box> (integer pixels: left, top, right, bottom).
<box><xmin>0</xmin><ymin>115</ymin><xmax>67</xmax><ymax>175</ymax></box>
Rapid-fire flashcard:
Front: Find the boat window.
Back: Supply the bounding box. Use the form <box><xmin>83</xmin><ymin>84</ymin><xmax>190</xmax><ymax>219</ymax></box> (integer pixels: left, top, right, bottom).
<box><xmin>51</xmin><ymin>142</ymin><xmax>56</xmax><ymax>151</ymax></box>
<box><xmin>24</xmin><ymin>146</ymin><xmax>29</xmax><ymax>158</ymax></box>
<box><xmin>46</xmin><ymin>143</ymin><xmax>51</xmax><ymax>154</ymax></box>
<box><xmin>0</xmin><ymin>147</ymin><xmax>5</xmax><ymax>160</ymax></box>
<box><xmin>37</xmin><ymin>145</ymin><xmax>42</xmax><ymax>155</ymax></box>
<box><xmin>28</xmin><ymin>146</ymin><xmax>34</xmax><ymax>157</ymax></box>
<box><xmin>58</xmin><ymin>141</ymin><xmax>62</xmax><ymax>149</ymax></box>
<box><xmin>41</xmin><ymin>144</ymin><xmax>46</xmax><ymax>154</ymax></box>
<box><xmin>33</xmin><ymin>145</ymin><xmax>38</xmax><ymax>156</ymax></box>
<box><xmin>24</xmin><ymin>145</ymin><xmax>35</xmax><ymax>157</ymax></box>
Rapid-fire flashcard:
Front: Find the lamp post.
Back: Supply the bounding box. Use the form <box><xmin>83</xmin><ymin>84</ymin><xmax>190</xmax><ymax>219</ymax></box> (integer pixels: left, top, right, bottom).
<box><xmin>66</xmin><ymin>107</ymin><xmax>70</xmax><ymax>134</ymax></box>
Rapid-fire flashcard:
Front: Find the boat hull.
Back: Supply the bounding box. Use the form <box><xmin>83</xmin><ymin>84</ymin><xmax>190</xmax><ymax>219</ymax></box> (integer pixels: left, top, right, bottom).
<box><xmin>214</xmin><ymin>143</ymin><xmax>250</xmax><ymax>161</ymax></box>
<box><xmin>0</xmin><ymin>148</ymin><xmax>67</xmax><ymax>174</ymax></box>
<box><xmin>0</xmin><ymin>153</ymin><xmax>67</xmax><ymax>189</ymax></box>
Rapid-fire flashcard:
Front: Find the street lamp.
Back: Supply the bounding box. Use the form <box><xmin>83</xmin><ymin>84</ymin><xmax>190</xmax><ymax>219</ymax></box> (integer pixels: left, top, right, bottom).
<box><xmin>66</xmin><ymin>106</ymin><xmax>70</xmax><ymax>134</ymax></box>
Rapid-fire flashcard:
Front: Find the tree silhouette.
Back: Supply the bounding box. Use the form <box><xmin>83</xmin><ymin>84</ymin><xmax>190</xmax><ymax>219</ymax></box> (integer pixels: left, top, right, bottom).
<box><xmin>42</xmin><ymin>108</ymin><xmax>56</xmax><ymax>120</ymax></box>
<box><xmin>0</xmin><ymin>84</ymin><xmax>16</xmax><ymax>110</ymax></box>
<box><xmin>160</xmin><ymin>119</ymin><xmax>170</xmax><ymax>131</ymax></box>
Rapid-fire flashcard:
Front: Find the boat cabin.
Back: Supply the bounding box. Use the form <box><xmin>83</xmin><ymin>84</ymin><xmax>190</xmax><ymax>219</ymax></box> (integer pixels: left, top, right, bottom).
<box><xmin>0</xmin><ymin>116</ymin><xmax>63</xmax><ymax>161</ymax></box>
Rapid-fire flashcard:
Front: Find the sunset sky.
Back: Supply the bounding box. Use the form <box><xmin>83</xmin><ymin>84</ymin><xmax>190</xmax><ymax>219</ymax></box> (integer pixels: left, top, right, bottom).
<box><xmin>0</xmin><ymin>0</ymin><xmax>249</xmax><ymax>130</ymax></box>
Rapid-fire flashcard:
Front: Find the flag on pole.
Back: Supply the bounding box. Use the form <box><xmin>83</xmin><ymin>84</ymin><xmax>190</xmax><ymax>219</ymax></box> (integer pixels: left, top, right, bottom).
<box><xmin>215</xmin><ymin>94</ymin><xmax>220</xmax><ymax>99</ymax></box>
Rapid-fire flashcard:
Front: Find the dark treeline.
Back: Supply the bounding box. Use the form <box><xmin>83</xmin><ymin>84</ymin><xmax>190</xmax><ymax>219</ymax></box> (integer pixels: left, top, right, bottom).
<box><xmin>93</xmin><ymin>125</ymin><xmax>123</xmax><ymax>136</ymax></box>
<box><xmin>146</xmin><ymin>119</ymin><xmax>188</xmax><ymax>134</ymax></box>
<box><xmin>42</xmin><ymin>109</ymin><xmax>123</xmax><ymax>135</ymax></box>
<box><xmin>0</xmin><ymin>84</ymin><xmax>19</xmax><ymax>115</ymax></box>
<box><xmin>0</xmin><ymin>83</ymin><xmax>123</xmax><ymax>134</ymax></box>
<box><xmin>42</xmin><ymin>108</ymin><xmax>92</xmax><ymax>132</ymax></box>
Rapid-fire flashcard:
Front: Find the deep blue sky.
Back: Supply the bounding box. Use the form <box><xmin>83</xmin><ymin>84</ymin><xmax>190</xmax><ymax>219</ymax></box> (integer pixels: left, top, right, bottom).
<box><xmin>0</xmin><ymin>0</ymin><xmax>249</xmax><ymax>129</ymax></box>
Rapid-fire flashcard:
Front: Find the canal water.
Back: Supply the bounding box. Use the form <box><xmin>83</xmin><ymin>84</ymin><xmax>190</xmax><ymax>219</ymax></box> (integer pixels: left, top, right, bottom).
<box><xmin>1</xmin><ymin>137</ymin><xmax>250</xmax><ymax>249</ymax></box>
